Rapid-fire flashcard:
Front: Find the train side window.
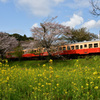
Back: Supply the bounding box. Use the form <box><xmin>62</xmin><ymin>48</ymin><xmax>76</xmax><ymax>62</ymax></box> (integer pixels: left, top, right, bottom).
<box><xmin>44</xmin><ymin>49</ymin><xmax>46</xmax><ymax>52</ymax></box>
<box><xmin>63</xmin><ymin>47</ymin><xmax>66</xmax><ymax>50</ymax></box>
<box><xmin>8</xmin><ymin>53</ymin><xmax>10</xmax><ymax>56</ymax></box>
<box><xmin>67</xmin><ymin>46</ymin><xmax>70</xmax><ymax>50</ymax></box>
<box><xmin>89</xmin><ymin>44</ymin><xmax>92</xmax><ymax>48</ymax></box>
<box><xmin>84</xmin><ymin>44</ymin><xmax>87</xmax><ymax>48</ymax></box>
<box><xmin>59</xmin><ymin>47</ymin><xmax>62</xmax><ymax>51</ymax></box>
<box><xmin>56</xmin><ymin>47</ymin><xmax>58</xmax><ymax>51</ymax></box>
<box><xmin>76</xmin><ymin>45</ymin><xmax>79</xmax><ymax>49</ymax></box>
<box><xmin>34</xmin><ymin>50</ymin><xmax>36</xmax><ymax>52</ymax></box>
<box><xmin>80</xmin><ymin>45</ymin><xmax>83</xmax><ymax>49</ymax></box>
<box><xmin>39</xmin><ymin>49</ymin><xmax>42</xmax><ymax>52</ymax></box>
<box><xmin>71</xmin><ymin>46</ymin><xmax>74</xmax><ymax>50</ymax></box>
<box><xmin>94</xmin><ymin>43</ymin><xmax>98</xmax><ymax>48</ymax></box>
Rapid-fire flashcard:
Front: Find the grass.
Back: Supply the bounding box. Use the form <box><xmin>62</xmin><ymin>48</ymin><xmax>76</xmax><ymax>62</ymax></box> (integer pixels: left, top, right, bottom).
<box><xmin>0</xmin><ymin>56</ymin><xmax>100</xmax><ymax>100</ymax></box>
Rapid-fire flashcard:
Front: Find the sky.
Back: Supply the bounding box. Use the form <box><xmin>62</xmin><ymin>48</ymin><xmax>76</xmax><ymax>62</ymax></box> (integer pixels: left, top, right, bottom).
<box><xmin>0</xmin><ymin>0</ymin><xmax>100</xmax><ymax>37</ymax></box>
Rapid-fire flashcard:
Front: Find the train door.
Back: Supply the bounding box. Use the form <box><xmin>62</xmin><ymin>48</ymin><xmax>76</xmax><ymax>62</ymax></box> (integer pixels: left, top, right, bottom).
<box><xmin>84</xmin><ymin>44</ymin><xmax>88</xmax><ymax>54</ymax></box>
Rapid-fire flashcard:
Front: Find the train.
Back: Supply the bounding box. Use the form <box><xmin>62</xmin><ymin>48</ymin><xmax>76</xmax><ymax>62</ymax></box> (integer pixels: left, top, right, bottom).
<box><xmin>6</xmin><ymin>40</ymin><xmax>100</xmax><ymax>59</ymax></box>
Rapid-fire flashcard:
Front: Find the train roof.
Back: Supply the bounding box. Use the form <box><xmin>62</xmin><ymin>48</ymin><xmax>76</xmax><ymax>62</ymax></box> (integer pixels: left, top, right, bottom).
<box><xmin>69</xmin><ymin>39</ymin><xmax>100</xmax><ymax>45</ymax></box>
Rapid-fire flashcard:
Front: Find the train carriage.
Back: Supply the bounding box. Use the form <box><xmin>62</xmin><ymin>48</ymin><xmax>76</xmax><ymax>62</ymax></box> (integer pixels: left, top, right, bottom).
<box><xmin>67</xmin><ymin>40</ymin><xmax>100</xmax><ymax>55</ymax></box>
<box><xmin>6</xmin><ymin>40</ymin><xmax>100</xmax><ymax>59</ymax></box>
<box><xmin>56</xmin><ymin>40</ymin><xmax>100</xmax><ymax>58</ymax></box>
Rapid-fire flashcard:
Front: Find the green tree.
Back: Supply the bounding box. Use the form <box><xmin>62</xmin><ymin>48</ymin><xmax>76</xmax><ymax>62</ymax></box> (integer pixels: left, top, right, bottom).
<box><xmin>23</xmin><ymin>34</ymin><xmax>27</xmax><ymax>41</ymax></box>
<box><xmin>14</xmin><ymin>44</ymin><xmax>23</xmax><ymax>61</ymax></box>
<box><xmin>63</xmin><ymin>28</ymin><xmax>98</xmax><ymax>43</ymax></box>
<box><xmin>10</xmin><ymin>33</ymin><xmax>33</xmax><ymax>41</ymax></box>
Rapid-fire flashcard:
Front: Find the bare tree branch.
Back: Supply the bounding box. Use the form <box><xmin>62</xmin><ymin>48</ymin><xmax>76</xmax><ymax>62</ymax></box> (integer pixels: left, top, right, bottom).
<box><xmin>90</xmin><ymin>0</ymin><xmax>100</xmax><ymax>16</ymax></box>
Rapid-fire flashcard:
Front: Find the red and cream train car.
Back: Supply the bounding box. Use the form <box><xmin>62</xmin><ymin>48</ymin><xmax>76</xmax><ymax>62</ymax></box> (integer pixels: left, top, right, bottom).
<box><xmin>53</xmin><ymin>40</ymin><xmax>100</xmax><ymax>58</ymax></box>
<box><xmin>6</xmin><ymin>40</ymin><xmax>100</xmax><ymax>59</ymax></box>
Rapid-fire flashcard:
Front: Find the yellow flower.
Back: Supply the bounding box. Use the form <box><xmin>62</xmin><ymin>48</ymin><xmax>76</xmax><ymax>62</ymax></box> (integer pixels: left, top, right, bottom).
<box><xmin>49</xmin><ymin>59</ymin><xmax>53</xmax><ymax>63</ymax></box>
<box><xmin>7</xmin><ymin>77</ymin><xmax>9</xmax><ymax>81</ymax></box>
<box><xmin>38</xmin><ymin>74</ymin><xmax>42</xmax><ymax>77</ymax></box>
<box><xmin>38</xmin><ymin>89</ymin><xmax>41</xmax><ymax>91</ymax></box>
<box><xmin>81</xmin><ymin>86</ymin><xmax>83</xmax><ymax>89</ymax></box>
<box><xmin>87</xmin><ymin>92</ymin><xmax>89</xmax><ymax>95</ymax></box>
<box><xmin>38</xmin><ymin>83</ymin><xmax>41</xmax><ymax>85</ymax></box>
<box><xmin>86</xmin><ymin>83</ymin><xmax>89</xmax><ymax>86</ymax></box>
<box><xmin>90</xmin><ymin>82</ymin><xmax>93</xmax><ymax>84</ymax></box>
<box><xmin>34</xmin><ymin>87</ymin><xmax>37</xmax><ymax>90</ymax></box>
<box><xmin>56</xmin><ymin>83</ymin><xmax>59</xmax><ymax>87</ymax></box>
<box><xmin>41</xmin><ymin>85</ymin><xmax>44</xmax><ymax>87</ymax></box>
<box><xmin>98</xmin><ymin>76</ymin><xmax>100</xmax><ymax>78</ymax></box>
<box><xmin>49</xmin><ymin>75</ymin><xmax>52</xmax><ymax>78</ymax></box>
<box><xmin>94</xmin><ymin>86</ymin><xmax>98</xmax><ymax>89</ymax></box>
<box><xmin>46</xmin><ymin>83</ymin><xmax>51</xmax><ymax>85</ymax></box>
<box><xmin>43</xmin><ymin>93</ymin><xmax>46</xmax><ymax>95</ymax></box>
<box><xmin>0</xmin><ymin>62</ymin><xmax>2</xmax><ymax>66</ymax></box>
<box><xmin>38</xmin><ymin>64</ymin><xmax>40</xmax><ymax>66</ymax></box>
<box><xmin>13</xmin><ymin>89</ymin><xmax>16</xmax><ymax>92</ymax></box>
<box><xmin>32</xmin><ymin>92</ymin><xmax>34</xmax><ymax>94</ymax></box>
<box><xmin>34</xmin><ymin>96</ymin><xmax>37</xmax><ymax>99</ymax></box>
<box><xmin>8</xmin><ymin>84</ymin><xmax>10</xmax><ymax>87</ymax></box>
<box><xmin>50</xmin><ymin>71</ymin><xmax>54</xmax><ymax>74</ymax></box>
<box><xmin>5</xmin><ymin>59</ymin><xmax>8</xmax><ymax>63</ymax></box>
<box><xmin>85</xmin><ymin>66</ymin><xmax>87</xmax><ymax>68</ymax></box>
<box><xmin>49</xmin><ymin>66</ymin><xmax>53</xmax><ymax>70</ymax></box>
<box><xmin>29</xmin><ymin>85</ymin><xmax>32</xmax><ymax>87</ymax></box>
<box><xmin>46</xmin><ymin>93</ymin><xmax>49</xmax><ymax>95</ymax></box>
<box><xmin>48</xmin><ymin>83</ymin><xmax>51</xmax><ymax>85</ymax></box>
<box><xmin>55</xmin><ymin>75</ymin><xmax>59</xmax><ymax>78</ymax></box>
<box><xmin>9</xmin><ymin>88</ymin><xmax>12</xmax><ymax>91</ymax></box>
<box><xmin>93</xmin><ymin>71</ymin><xmax>98</xmax><ymax>75</ymax></box>
<box><xmin>43</xmin><ymin>64</ymin><xmax>46</xmax><ymax>67</ymax></box>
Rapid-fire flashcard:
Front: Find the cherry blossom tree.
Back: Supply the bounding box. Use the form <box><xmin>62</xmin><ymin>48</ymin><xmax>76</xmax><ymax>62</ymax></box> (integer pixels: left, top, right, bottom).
<box><xmin>31</xmin><ymin>19</ymin><xmax>70</xmax><ymax>56</ymax></box>
<box><xmin>0</xmin><ymin>32</ymin><xmax>18</xmax><ymax>58</ymax></box>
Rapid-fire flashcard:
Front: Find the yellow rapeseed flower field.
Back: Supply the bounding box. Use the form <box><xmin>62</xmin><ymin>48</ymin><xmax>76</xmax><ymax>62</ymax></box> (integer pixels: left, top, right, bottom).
<box><xmin>0</xmin><ymin>57</ymin><xmax>100</xmax><ymax>100</ymax></box>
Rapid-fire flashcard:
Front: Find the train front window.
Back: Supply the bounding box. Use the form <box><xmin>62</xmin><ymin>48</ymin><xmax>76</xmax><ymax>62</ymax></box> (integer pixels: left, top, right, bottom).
<box><xmin>89</xmin><ymin>44</ymin><xmax>92</xmax><ymax>48</ymax></box>
<box><xmin>67</xmin><ymin>46</ymin><xmax>70</xmax><ymax>50</ymax></box>
<box><xmin>94</xmin><ymin>43</ymin><xmax>98</xmax><ymax>48</ymax></box>
<box><xmin>80</xmin><ymin>45</ymin><xmax>83</xmax><ymax>49</ymax></box>
<box><xmin>76</xmin><ymin>45</ymin><xmax>79</xmax><ymax>49</ymax></box>
<box><xmin>84</xmin><ymin>44</ymin><xmax>87</xmax><ymax>48</ymax></box>
<box><xmin>63</xmin><ymin>47</ymin><xmax>66</xmax><ymax>50</ymax></box>
<box><xmin>71</xmin><ymin>46</ymin><xmax>74</xmax><ymax>50</ymax></box>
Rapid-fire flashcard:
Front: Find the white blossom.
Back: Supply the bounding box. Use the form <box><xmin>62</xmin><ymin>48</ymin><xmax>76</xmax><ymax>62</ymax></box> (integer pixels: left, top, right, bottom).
<box><xmin>0</xmin><ymin>32</ymin><xmax>18</xmax><ymax>55</ymax></box>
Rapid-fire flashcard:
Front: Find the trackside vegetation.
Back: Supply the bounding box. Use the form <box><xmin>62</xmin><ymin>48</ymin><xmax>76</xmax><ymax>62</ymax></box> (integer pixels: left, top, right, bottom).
<box><xmin>0</xmin><ymin>56</ymin><xmax>100</xmax><ymax>100</ymax></box>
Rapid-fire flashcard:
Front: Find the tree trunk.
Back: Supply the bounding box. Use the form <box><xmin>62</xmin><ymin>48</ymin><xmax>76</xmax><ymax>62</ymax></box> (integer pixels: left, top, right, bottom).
<box><xmin>47</xmin><ymin>49</ymin><xmax>52</xmax><ymax>60</ymax></box>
